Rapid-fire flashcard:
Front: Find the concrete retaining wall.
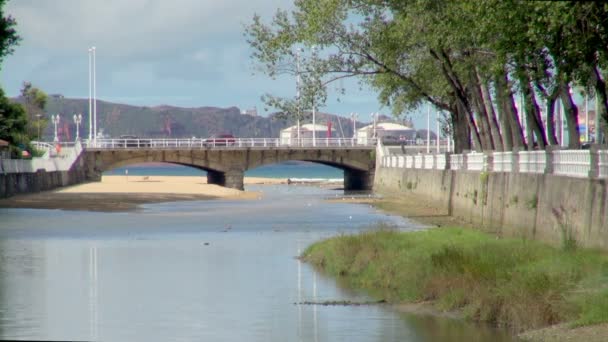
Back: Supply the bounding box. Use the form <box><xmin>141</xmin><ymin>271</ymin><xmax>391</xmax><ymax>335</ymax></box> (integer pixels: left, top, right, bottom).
<box><xmin>374</xmin><ymin>167</ymin><xmax>608</xmax><ymax>250</ymax></box>
<box><xmin>0</xmin><ymin>154</ymin><xmax>88</xmax><ymax>199</ymax></box>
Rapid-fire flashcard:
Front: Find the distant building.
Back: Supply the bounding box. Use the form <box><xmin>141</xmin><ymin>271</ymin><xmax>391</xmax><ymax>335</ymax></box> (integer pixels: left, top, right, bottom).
<box><xmin>50</xmin><ymin>94</ymin><xmax>64</xmax><ymax>99</ymax></box>
<box><xmin>241</xmin><ymin>107</ymin><xmax>258</xmax><ymax>117</ymax></box>
<box><xmin>280</xmin><ymin>123</ymin><xmax>336</xmax><ymax>145</ymax></box>
<box><xmin>356</xmin><ymin>122</ymin><xmax>416</xmax><ymax>145</ymax></box>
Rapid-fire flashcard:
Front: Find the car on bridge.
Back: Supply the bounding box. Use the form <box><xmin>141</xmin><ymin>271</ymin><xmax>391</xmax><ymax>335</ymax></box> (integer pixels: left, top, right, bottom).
<box><xmin>203</xmin><ymin>134</ymin><xmax>236</xmax><ymax>147</ymax></box>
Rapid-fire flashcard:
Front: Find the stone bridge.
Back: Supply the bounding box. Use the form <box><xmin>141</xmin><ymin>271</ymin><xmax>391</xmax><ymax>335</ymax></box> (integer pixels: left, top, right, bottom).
<box><xmin>83</xmin><ymin>147</ymin><xmax>376</xmax><ymax>190</ymax></box>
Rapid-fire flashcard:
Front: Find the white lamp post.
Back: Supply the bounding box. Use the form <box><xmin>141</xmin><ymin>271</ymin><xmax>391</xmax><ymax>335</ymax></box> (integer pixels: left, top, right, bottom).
<box><xmin>88</xmin><ymin>47</ymin><xmax>93</xmax><ymax>141</ymax></box>
<box><xmin>51</xmin><ymin>114</ymin><xmax>60</xmax><ymax>142</ymax></box>
<box><xmin>427</xmin><ymin>103</ymin><xmax>431</xmax><ymax>153</ymax></box>
<box><xmin>350</xmin><ymin>112</ymin><xmax>358</xmax><ymax>138</ymax></box>
<box><xmin>73</xmin><ymin>114</ymin><xmax>82</xmax><ymax>141</ymax></box>
<box><xmin>295</xmin><ymin>48</ymin><xmax>302</xmax><ymax>144</ymax></box>
<box><xmin>92</xmin><ymin>46</ymin><xmax>97</xmax><ymax>145</ymax></box>
<box><xmin>311</xmin><ymin>46</ymin><xmax>318</xmax><ymax>147</ymax></box>
<box><xmin>371</xmin><ymin>112</ymin><xmax>378</xmax><ymax>144</ymax></box>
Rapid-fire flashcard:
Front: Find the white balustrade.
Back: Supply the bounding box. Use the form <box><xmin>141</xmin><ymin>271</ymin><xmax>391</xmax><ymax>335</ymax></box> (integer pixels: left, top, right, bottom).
<box><xmin>406</xmin><ymin>155</ymin><xmax>414</xmax><ymax>168</ymax></box>
<box><xmin>414</xmin><ymin>155</ymin><xmax>423</xmax><ymax>168</ymax></box>
<box><xmin>599</xmin><ymin>151</ymin><xmax>608</xmax><ymax>178</ymax></box>
<box><xmin>552</xmin><ymin>150</ymin><xmax>591</xmax><ymax>178</ymax></box>
<box><xmin>467</xmin><ymin>152</ymin><xmax>486</xmax><ymax>171</ymax></box>
<box><xmin>493</xmin><ymin>152</ymin><xmax>513</xmax><ymax>172</ymax></box>
<box><xmin>424</xmin><ymin>154</ymin><xmax>434</xmax><ymax>169</ymax></box>
<box><xmin>450</xmin><ymin>154</ymin><xmax>464</xmax><ymax>170</ymax></box>
<box><xmin>436</xmin><ymin>154</ymin><xmax>446</xmax><ymax>170</ymax></box>
<box><xmin>518</xmin><ymin>151</ymin><xmax>546</xmax><ymax>174</ymax></box>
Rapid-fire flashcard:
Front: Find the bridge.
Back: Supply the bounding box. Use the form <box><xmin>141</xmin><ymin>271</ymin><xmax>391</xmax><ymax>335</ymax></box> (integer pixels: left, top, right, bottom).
<box><xmin>81</xmin><ymin>137</ymin><xmax>377</xmax><ymax>190</ymax></box>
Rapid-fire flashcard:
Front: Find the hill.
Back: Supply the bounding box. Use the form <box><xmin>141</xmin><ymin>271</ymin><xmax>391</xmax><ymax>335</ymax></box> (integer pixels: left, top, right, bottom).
<box><xmin>36</xmin><ymin>97</ymin><xmax>362</xmax><ymax>140</ymax></box>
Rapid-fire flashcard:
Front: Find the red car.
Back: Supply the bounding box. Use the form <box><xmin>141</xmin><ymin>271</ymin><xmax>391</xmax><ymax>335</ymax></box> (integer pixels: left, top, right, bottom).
<box><xmin>203</xmin><ymin>134</ymin><xmax>236</xmax><ymax>147</ymax></box>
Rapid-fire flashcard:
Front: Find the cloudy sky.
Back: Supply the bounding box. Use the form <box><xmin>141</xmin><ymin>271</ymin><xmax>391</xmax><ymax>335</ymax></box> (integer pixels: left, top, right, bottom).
<box><xmin>1</xmin><ymin>0</ymin><xmax>433</xmax><ymax>127</ymax></box>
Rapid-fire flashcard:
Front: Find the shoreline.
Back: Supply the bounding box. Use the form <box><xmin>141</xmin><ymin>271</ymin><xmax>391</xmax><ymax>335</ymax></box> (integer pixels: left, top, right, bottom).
<box><xmin>0</xmin><ymin>175</ymin><xmax>343</xmax><ymax>212</ymax></box>
<box><xmin>0</xmin><ymin>176</ymin><xmax>268</xmax><ymax>212</ymax></box>
<box><xmin>324</xmin><ymin>194</ymin><xmax>608</xmax><ymax>342</ymax></box>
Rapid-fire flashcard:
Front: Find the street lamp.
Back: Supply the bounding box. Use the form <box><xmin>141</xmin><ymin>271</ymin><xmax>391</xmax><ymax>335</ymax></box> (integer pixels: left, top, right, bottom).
<box><xmin>73</xmin><ymin>114</ymin><xmax>82</xmax><ymax>141</ymax></box>
<box><xmin>350</xmin><ymin>112</ymin><xmax>358</xmax><ymax>140</ymax></box>
<box><xmin>427</xmin><ymin>103</ymin><xmax>431</xmax><ymax>153</ymax></box>
<box><xmin>51</xmin><ymin>114</ymin><xmax>60</xmax><ymax>142</ymax></box>
<box><xmin>88</xmin><ymin>46</ymin><xmax>97</xmax><ymax>145</ymax></box>
<box><xmin>311</xmin><ymin>46</ymin><xmax>318</xmax><ymax>147</ymax></box>
<box><xmin>35</xmin><ymin>113</ymin><xmax>43</xmax><ymax>140</ymax></box>
<box><xmin>371</xmin><ymin>112</ymin><xmax>378</xmax><ymax>142</ymax></box>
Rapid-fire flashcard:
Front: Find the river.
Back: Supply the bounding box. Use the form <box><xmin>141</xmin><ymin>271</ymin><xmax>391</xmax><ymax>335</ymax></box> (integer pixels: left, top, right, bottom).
<box><xmin>0</xmin><ymin>163</ymin><xmax>519</xmax><ymax>341</ymax></box>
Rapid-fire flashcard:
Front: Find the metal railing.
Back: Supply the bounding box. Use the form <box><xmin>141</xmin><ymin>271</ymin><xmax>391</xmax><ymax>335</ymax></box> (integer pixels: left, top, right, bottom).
<box><xmin>79</xmin><ymin>137</ymin><xmax>377</xmax><ymax>149</ymax></box>
<box><xmin>381</xmin><ymin>148</ymin><xmax>608</xmax><ymax>179</ymax></box>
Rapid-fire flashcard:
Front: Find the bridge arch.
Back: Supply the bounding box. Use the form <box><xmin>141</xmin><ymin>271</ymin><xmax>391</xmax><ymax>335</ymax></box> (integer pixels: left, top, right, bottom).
<box><xmin>83</xmin><ymin>147</ymin><xmax>375</xmax><ymax>190</ymax></box>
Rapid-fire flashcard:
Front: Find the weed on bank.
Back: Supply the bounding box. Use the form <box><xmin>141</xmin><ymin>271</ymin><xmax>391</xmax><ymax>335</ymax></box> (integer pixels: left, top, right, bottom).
<box><xmin>301</xmin><ymin>228</ymin><xmax>608</xmax><ymax>332</ymax></box>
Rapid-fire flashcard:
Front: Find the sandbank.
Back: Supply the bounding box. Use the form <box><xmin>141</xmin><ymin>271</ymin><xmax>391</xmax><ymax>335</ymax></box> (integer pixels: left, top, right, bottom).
<box><xmin>0</xmin><ymin>175</ymin><xmax>284</xmax><ymax>212</ymax></box>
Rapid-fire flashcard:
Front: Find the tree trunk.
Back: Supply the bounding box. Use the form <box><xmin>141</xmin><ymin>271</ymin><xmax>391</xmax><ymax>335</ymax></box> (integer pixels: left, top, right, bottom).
<box><xmin>592</xmin><ymin>65</ymin><xmax>608</xmax><ymax>143</ymax></box>
<box><xmin>494</xmin><ymin>76</ymin><xmax>513</xmax><ymax>150</ymax></box>
<box><xmin>545</xmin><ymin>88</ymin><xmax>560</xmax><ymax>145</ymax></box>
<box><xmin>559</xmin><ymin>82</ymin><xmax>581</xmax><ymax>149</ymax></box>
<box><xmin>497</xmin><ymin>71</ymin><xmax>526</xmax><ymax>150</ymax></box>
<box><xmin>519</xmin><ymin>73</ymin><xmax>548</xmax><ymax>149</ymax></box>
<box><xmin>480</xmin><ymin>79</ymin><xmax>504</xmax><ymax>151</ymax></box>
<box><xmin>450</xmin><ymin>103</ymin><xmax>471</xmax><ymax>153</ymax></box>
<box><xmin>470</xmin><ymin>80</ymin><xmax>494</xmax><ymax>150</ymax></box>
<box><xmin>430</xmin><ymin>49</ymin><xmax>483</xmax><ymax>150</ymax></box>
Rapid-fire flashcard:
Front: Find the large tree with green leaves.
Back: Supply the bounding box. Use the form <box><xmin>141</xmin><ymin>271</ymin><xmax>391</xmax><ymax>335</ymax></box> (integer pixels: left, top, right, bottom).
<box><xmin>247</xmin><ymin>0</ymin><xmax>608</xmax><ymax>151</ymax></box>
<box><xmin>0</xmin><ymin>0</ymin><xmax>27</xmax><ymax>148</ymax></box>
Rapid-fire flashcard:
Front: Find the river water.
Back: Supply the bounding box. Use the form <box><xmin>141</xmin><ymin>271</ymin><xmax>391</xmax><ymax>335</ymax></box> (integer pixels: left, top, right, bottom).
<box><xmin>0</xmin><ymin>166</ymin><xmax>519</xmax><ymax>341</ymax></box>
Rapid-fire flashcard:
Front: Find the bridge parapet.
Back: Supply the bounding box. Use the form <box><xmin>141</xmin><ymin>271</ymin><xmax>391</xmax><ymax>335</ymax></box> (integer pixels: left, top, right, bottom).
<box><xmin>83</xmin><ymin>145</ymin><xmax>376</xmax><ymax>191</ymax></box>
<box><xmin>83</xmin><ymin>137</ymin><xmax>375</xmax><ymax>150</ymax></box>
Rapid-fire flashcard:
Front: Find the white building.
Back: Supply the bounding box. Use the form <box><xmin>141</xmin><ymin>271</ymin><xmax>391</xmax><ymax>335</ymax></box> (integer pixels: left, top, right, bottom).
<box><xmin>356</xmin><ymin>122</ymin><xmax>416</xmax><ymax>145</ymax></box>
<box><xmin>280</xmin><ymin>123</ymin><xmax>336</xmax><ymax>145</ymax></box>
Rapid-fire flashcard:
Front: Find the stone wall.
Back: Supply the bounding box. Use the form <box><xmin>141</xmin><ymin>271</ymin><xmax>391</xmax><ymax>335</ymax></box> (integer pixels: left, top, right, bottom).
<box><xmin>374</xmin><ymin>167</ymin><xmax>608</xmax><ymax>249</ymax></box>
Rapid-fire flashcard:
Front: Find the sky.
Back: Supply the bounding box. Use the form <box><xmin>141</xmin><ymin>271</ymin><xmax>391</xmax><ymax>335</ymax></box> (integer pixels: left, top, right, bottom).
<box><xmin>0</xmin><ymin>0</ymin><xmax>434</xmax><ymax>128</ymax></box>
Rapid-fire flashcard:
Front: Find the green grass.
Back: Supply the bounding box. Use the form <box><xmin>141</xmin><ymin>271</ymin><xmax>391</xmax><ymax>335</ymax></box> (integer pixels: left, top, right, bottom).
<box><xmin>301</xmin><ymin>227</ymin><xmax>608</xmax><ymax>332</ymax></box>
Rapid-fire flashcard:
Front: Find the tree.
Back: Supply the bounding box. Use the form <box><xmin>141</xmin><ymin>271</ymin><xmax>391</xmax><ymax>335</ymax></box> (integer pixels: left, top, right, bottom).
<box><xmin>0</xmin><ymin>0</ymin><xmax>19</xmax><ymax>69</ymax></box>
<box><xmin>0</xmin><ymin>0</ymin><xmax>27</xmax><ymax>149</ymax></box>
<box><xmin>247</xmin><ymin>0</ymin><xmax>608</xmax><ymax>152</ymax></box>
<box><xmin>0</xmin><ymin>88</ymin><xmax>28</xmax><ymax>148</ymax></box>
<box><xmin>19</xmin><ymin>82</ymin><xmax>48</xmax><ymax>139</ymax></box>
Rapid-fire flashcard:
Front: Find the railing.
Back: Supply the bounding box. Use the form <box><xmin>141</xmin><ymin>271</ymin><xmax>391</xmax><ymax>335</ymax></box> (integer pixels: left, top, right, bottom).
<box><xmin>1</xmin><ymin>141</ymin><xmax>82</xmax><ymax>173</ymax></box>
<box><xmin>79</xmin><ymin>137</ymin><xmax>377</xmax><ymax>149</ymax></box>
<box><xmin>519</xmin><ymin>151</ymin><xmax>546</xmax><ymax>174</ymax></box>
<box><xmin>381</xmin><ymin>148</ymin><xmax>608</xmax><ymax>179</ymax></box>
<box><xmin>552</xmin><ymin>150</ymin><xmax>590</xmax><ymax>178</ymax></box>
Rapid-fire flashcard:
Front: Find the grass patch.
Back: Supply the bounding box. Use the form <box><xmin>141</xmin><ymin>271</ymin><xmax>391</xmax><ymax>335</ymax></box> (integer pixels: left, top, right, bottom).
<box><xmin>301</xmin><ymin>227</ymin><xmax>608</xmax><ymax>332</ymax></box>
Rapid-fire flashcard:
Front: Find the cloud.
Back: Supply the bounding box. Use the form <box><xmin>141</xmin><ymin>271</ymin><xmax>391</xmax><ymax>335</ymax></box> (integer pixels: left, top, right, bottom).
<box><xmin>1</xmin><ymin>1</ymin><xmax>392</xmax><ymax>121</ymax></box>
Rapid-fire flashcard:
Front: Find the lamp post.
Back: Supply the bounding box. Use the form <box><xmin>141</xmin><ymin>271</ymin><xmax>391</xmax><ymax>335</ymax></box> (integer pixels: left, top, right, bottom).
<box><xmin>51</xmin><ymin>114</ymin><xmax>60</xmax><ymax>142</ymax></box>
<box><xmin>436</xmin><ymin>111</ymin><xmax>440</xmax><ymax>153</ymax></box>
<box><xmin>427</xmin><ymin>103</ymin><xmax>431</xmax><ymax>153</ymax></box>
<box><xmin>350</xmin><ymin>112</ymin><xmax>358</xmax><ymax>139</ymax></box>
<box><xmin>88</xmin><ymin>47</ymin><xmax>93</xmax><ymax>141</ymax></box>
<box><xmin>311</xmin><ymin>46</ymin><xmax>318</xmax><ymax>147</ymax></box>
<box><xmin>35</xmin><ymin>114</ymin><xmax>43</xmax><ymax>140</ymax></box>
<box><xmin>92</xmin><ymin>46</ymin><xmax>97</xmax><ymax>145</ymax></box>
<box><xmin>371</xmin><ymin>112</ymin><xmax>378</xmax><ymax>143</ymax></box>
<box><xmin>295</xmin><ymin>48</ymin><xmax>302</xmax><ymax>144</ymax></box>
<box><xmin>73</xmin><ymin>114</ymin><xmax>82</xmax><ymax>141</ymax></box>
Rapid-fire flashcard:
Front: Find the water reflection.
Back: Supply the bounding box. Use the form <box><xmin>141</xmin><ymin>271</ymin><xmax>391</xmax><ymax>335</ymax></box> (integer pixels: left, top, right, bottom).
<box><xmin>0</xmin><ymin>185</ymin><xmax>518</xmax><ymax>341</ymax></box>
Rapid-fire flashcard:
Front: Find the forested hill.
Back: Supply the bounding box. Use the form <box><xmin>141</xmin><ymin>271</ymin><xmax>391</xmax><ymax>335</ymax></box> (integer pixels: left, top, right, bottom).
<box><xmin>38</xmin><ymin>97</ymin><xmax>361</xmax><ymax>140</ymax></box>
